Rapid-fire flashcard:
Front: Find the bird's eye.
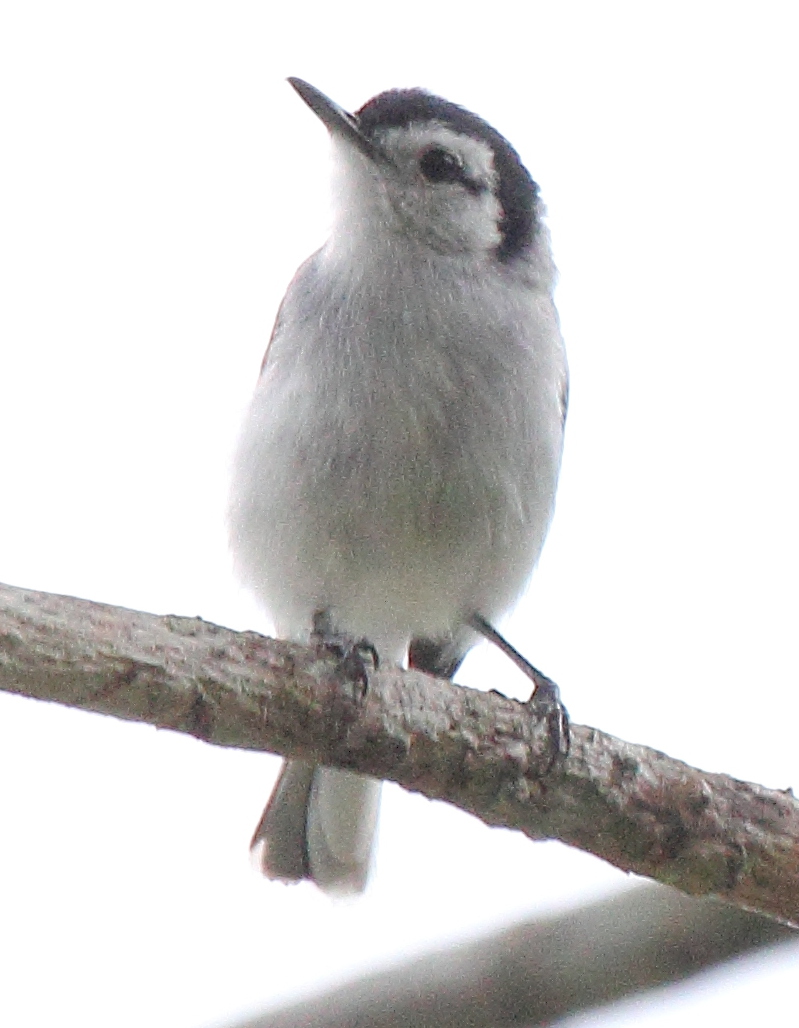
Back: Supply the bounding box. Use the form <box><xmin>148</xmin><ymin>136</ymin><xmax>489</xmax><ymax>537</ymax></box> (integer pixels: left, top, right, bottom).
<box><xmin>419</xmin><ymin>146</ymin><xmax>464</xmax><ymax>184</ymax></box>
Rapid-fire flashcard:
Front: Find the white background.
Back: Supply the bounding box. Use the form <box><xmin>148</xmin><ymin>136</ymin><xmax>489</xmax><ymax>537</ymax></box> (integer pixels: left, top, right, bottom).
<box><xmin>1</xmin><ymin>2</ymin><xmax>797</xmax><ymax>1026</ymax></box>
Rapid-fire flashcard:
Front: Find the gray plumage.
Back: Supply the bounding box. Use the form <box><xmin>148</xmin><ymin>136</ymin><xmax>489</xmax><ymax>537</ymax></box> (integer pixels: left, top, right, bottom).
<box><xmin>228</xmin><ymin>80</ymin><xmax>567</xmax><ymax>894</ymax></box>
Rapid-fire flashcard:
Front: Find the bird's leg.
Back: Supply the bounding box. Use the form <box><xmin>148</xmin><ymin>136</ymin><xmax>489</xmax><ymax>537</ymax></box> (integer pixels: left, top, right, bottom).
<box><xmin>467</xmin><ymin>612</ymin><xmax>570</xmax><ymax>770</ymax></box>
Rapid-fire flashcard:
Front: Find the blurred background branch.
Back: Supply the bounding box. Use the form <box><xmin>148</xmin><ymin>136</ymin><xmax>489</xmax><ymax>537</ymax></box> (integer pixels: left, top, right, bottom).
<box><xmin>230</xmin><ymin>884</ymin><xmax>796</xmax><ymax>1028</ymax></box>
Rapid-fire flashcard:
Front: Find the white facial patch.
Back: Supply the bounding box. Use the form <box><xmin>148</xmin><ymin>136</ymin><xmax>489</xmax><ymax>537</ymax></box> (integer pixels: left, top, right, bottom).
<box><xmin>329</xmin><ymin>122</ymin><xmax>504</xmax><ymax>256</ymax></box>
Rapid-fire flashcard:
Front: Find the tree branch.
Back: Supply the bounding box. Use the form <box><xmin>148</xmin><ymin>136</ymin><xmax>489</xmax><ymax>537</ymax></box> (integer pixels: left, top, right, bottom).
<box><xmin>1</xmin><ymin>580</ymin><xmax>797</xmax><ymax>926</ymax></box>
<box><xmin>229</xmin><ymin>884</ymin><xmax>797</xmax><ymax>1028</ymax></box>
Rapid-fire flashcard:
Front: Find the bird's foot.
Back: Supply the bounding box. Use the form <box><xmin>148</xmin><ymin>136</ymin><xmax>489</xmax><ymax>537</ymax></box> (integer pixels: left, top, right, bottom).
<box><xmin>311</xmin><ymin>611</ymin><xmax>378</xmax><ymax>696</ymax></box>
<box><xmin>468</xmin><ymin>613</ymin><xmax>570</xmax><ymax>772</ymax></box>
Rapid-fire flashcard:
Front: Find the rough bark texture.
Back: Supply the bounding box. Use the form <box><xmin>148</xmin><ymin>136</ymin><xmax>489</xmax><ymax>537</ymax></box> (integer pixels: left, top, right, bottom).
<box><xmin>1</xmin><ymin>580</ymin><xmax>797</xmax><ymax>926</ymax></box>
<box><xmin>231</xmin><ymin>884</ymin><xmax>797</xmax><ymax>1028</ymax></box>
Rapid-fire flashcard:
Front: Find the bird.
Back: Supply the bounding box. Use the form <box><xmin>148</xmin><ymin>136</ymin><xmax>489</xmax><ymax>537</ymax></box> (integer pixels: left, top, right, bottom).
<box><xmin>228</xmin><ymin>78</ymin><xmax>569</xmax><ymax>894</ymax></box>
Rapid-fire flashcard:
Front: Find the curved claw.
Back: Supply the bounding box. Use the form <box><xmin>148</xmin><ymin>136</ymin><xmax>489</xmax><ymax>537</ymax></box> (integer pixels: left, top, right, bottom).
<box><xmin>526</xmin><ymin>667</ymin><xmax>570</xmax><ymax>772</ymax></box>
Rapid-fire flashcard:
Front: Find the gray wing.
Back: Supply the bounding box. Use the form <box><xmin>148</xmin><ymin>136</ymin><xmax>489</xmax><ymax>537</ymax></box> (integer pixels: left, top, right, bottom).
<box><xmin>259</xmin><ymin>250</ymin><xmax>323</xmax><ymax>375</ymax></box>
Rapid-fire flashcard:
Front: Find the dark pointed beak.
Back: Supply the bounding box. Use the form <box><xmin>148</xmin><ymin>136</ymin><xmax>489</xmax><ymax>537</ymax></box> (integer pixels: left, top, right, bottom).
<box><xmin>288</xmin><ymin>78</ymin><xmax>384</xmax><ymax>165</ymax></box>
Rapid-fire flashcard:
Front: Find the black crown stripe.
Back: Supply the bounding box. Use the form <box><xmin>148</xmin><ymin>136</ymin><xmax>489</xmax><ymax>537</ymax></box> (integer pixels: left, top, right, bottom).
<box><xmin>357</xmin><ymin>89</ymin><xmax>540</xmax><ymax>262</ymax></box>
